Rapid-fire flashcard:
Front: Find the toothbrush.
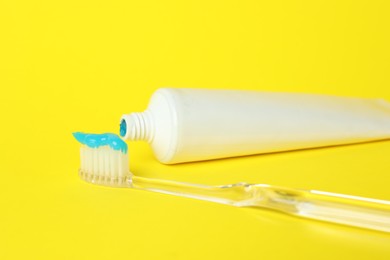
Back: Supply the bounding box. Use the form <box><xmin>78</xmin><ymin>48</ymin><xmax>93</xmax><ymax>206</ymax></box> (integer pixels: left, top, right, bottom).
<box><xmin>73</xmin><ymin>132</ymin><xmax>390</xmax><ymax>233</ymax></box>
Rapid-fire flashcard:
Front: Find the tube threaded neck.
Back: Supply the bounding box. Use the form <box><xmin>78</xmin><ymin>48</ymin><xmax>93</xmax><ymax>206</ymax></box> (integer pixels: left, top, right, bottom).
<box><xmin>120</xmin><ymin>112</ymin><xmax>153</xmax><ymax>142</ymax></box>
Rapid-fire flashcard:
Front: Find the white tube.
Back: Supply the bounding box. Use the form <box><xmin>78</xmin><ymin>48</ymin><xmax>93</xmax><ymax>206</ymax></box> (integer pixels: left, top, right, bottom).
<box><xmin>120</xmin><ymin>88</ymin><xmax>390</xmax><ymax>164</ymax></box>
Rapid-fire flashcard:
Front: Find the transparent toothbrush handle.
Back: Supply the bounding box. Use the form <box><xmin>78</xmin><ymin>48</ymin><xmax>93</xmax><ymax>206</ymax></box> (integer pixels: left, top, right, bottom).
<box><xmin>130</xmin><ymin>176</ymin><xmax>390</xmax><ymax>233</ymax></box>
<box><xmin>257</xmin><ymin>186</ymin><xmax>390</xmax><ymax>233</ymax></box>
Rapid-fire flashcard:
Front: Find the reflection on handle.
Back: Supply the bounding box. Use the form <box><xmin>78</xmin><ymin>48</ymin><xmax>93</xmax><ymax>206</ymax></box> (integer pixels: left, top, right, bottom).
<box><xmin>263</xmin><ymin>187</ymin><xmax>390</xmax><ymax>233</ymax></box>
<box><xmin>131</xmin><ymin>176</ymin><xmax>390</xmax><ymax>233</ymax></box>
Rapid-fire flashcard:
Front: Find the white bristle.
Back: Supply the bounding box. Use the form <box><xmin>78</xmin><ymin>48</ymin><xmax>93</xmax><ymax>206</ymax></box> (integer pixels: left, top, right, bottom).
<box><xmin>79</xmin><ymin>146</ymin><xmax>85</xmax><ymax>172</ymax></box>
<box><xmin>78</xmin><ymin>145</ymin><xmax>130</xmax><ymax>186</ymax></box>
<box><xmin>104</xmin><ymin>147</ymin><xmax>110</xmax><ymax>179</ymax></box>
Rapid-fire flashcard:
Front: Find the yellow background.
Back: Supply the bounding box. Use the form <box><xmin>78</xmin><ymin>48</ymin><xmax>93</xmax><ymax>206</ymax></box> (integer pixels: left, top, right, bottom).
<box><xmin>1</xmin><ymin>0</ymin><xmax>390</xmax><ymax>259</ymax></box>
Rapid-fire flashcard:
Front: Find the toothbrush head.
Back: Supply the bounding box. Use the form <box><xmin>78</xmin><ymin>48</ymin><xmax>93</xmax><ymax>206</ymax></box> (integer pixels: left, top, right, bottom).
<box><xmin>72</xmin><ymin>132</ymin><xmax>131</xmax><ymax>187</ymax></box>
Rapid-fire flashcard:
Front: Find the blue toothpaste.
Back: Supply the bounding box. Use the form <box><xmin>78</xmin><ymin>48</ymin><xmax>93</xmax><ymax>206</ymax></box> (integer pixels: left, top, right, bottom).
<box><xmin>72</xmin><ymin>132</ymin><xmax>128</xmax><ymax>154</ymax></box>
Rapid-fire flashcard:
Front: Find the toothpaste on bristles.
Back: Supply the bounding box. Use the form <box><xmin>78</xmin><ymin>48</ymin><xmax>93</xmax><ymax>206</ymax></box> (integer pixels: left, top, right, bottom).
<box><xmin>72</xmin><ymin>132</ymin><xmax>130</xmax><ymax>187</ymax></box>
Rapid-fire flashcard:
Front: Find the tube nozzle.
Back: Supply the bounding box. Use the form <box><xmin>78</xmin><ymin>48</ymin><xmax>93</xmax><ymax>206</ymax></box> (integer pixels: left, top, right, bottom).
<box><xmin>120</xmin><ymin>112</ymin><xmax>153</xmax><ymax>142</ymax></box>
